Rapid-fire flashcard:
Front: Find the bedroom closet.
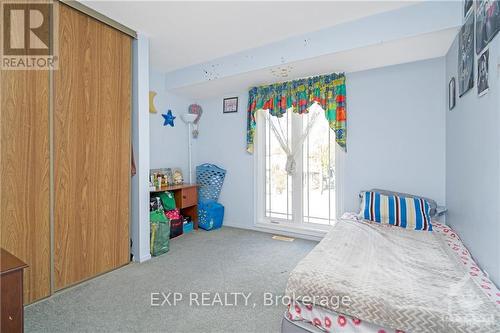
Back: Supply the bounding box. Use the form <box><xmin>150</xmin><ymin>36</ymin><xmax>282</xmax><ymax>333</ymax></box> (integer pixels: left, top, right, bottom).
<box><xmin>1</xmin><ymin>1</ymin><xmax>133</xmax><ymax>303</ymax></box>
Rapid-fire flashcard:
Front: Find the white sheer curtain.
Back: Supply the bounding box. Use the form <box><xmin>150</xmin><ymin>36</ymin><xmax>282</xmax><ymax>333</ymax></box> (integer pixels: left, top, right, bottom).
<box><xmin>264</xmin><ymin>107</ymin><xmax>321</xmax><ymax>176</ymax></box>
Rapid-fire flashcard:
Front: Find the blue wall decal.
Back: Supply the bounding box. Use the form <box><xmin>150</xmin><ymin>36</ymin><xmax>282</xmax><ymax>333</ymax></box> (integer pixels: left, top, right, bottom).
<box><xmin>162</xmin><ymin>110</ymin><xmax>176</xmax><ymax>127</ymax></box>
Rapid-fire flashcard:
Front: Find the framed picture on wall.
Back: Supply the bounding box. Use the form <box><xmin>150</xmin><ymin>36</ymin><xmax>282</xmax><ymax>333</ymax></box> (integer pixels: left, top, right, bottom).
<box><xmin>223</xmin><ymin>97</ymin><xmax>238</xmax><ymax>113</ymax></box>
<box><xmin>464</xmin><ymin>0</ymin><xmax>473</xmax><ymax>18</ymax></box>
<box><xmin>478</xmin><ymin>48</ymin><xmax>489</xmax><ymax>96</ymax></box>
<box><xmin>449</xmin><ymin>77</ymin><xmax>456</xmax><ymax>110</ymax></box>
<box><xmin>475</xmin><ymin>0</ymin><xmax>500</xmax><ymax>54</ymax></box>
<box><xmin>458</xmin><ymin>12</ymin><xmax>475</xmax><ymax>97</ymax></box>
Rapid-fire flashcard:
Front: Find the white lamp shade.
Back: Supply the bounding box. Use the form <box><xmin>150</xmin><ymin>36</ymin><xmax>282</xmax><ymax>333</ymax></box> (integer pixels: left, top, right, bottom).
<box><xmin>181</xmin><ymin>113</ymin><xmax>197</xmax><ymax>124</ymax></box>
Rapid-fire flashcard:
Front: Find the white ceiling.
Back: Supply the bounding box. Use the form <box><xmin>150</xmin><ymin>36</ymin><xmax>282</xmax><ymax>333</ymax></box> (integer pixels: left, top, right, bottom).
<box><xmin>170</xmin><ymin>27</ymin><xmax>458</xmax><ymax>99</ymax></box>
<box><xmin>82</xmin><ymin>1</ymin><xmax>416</xmax><ymax>72</ymax></box>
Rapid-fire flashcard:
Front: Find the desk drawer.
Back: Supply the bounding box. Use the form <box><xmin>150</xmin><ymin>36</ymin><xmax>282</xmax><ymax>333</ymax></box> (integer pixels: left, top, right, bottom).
<box><xmin>179</xmin><ymin>187</ymin><xmax>197</xmax><ymax>208</ymax></box>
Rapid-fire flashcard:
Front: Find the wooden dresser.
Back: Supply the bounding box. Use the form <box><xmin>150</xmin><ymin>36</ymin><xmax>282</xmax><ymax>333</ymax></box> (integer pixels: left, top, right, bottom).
<box><xmin>1</xmin><ymin>249</ymin><xmax>28</xmax><ymax>333</ymax></box>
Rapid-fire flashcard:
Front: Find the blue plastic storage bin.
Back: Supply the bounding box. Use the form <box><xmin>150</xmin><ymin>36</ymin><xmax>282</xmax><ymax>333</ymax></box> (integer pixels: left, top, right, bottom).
<box><xmin>183</xmin><ymin>221</ymin><xmax>193</xmax><ymax>234</ymax></box>
<box><xmin>198</xmin><ymin>200</ymin><xmax>224</xmax><ymax>230</ymax></box>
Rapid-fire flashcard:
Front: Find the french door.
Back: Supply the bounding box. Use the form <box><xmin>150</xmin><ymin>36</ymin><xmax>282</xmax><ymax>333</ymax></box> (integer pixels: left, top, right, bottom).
<box><xmin>256</xmin><ymin>104</ymin><xmax>343</xmax><ymax>231</ymax></box>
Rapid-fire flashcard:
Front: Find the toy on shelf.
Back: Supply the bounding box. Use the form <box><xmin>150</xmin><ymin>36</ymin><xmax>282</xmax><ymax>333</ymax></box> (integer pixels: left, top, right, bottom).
<box><xmin>165</xmin><ymin>168</ymin><xmax>173</xmax><ymax>185</ymax></box>
<box><xmin>150</xmin><ymin>168</ymin><xmax>179</xmax><ymax>188</ymax></box>
<box><xmin>172</xmin><ymin>168</ymin><xmax>183</xmax><ymax>185</ymax></box>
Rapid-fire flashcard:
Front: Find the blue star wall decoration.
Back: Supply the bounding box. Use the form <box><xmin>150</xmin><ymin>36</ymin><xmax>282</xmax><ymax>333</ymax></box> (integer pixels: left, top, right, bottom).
<box><xmin>162</xmin><ymin>110</ymin><xmax>176</xmax><ymax>127</ymax></box>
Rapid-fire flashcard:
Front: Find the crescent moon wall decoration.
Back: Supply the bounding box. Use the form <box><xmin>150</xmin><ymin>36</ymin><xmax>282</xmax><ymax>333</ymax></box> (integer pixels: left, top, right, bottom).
<box><xmin>149</xmin><ymin>91</ymin><xmax>158</xmax><ymax>113</ymax></box>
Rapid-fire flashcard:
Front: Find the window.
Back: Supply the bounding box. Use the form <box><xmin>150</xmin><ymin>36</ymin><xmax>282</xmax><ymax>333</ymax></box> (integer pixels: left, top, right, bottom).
<box><xmin>256</xmin><ymin>103</ymin><xmax>344</xmax><ymax>231</ymax></box>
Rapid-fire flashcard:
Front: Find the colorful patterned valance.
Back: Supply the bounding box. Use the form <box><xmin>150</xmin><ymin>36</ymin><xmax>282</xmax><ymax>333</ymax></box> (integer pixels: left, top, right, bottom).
<box><xmin>246</xmin><ymin>73</ymin><xmax>346</xmax><ymax>153</ymax></box>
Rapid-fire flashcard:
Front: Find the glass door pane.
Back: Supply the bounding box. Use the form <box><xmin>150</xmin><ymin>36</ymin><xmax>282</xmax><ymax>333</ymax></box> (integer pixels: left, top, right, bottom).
<box><xmin>265</xmin><ymin>112</ymin><xmax>292</xmax><ymax>221</ymax></box>
<box><xmin>302</xmin><ymin>105</ymin><xmax>335</xmax><ymax>225</ymax></box>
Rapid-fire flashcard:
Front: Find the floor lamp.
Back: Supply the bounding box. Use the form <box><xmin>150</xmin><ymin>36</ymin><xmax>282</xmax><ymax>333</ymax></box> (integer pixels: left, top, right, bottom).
<box><xmin>181</xmin><ymin>114</ymin><xmax>197</xmax><ymax>183</ymax></box>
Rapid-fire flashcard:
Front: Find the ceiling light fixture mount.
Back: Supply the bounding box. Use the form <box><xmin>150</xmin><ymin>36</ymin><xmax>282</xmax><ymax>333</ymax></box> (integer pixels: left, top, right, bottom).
<box><xmin>270</xmin><ymin>65</ymin><xmax>294</xmax><ymax>79</ymax></box>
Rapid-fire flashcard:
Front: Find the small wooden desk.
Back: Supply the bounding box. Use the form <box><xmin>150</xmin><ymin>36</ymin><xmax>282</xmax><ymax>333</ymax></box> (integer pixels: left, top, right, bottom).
<box><xmin>150</xmin><ymin>184</ymin><xmax>199</xmax><ymax>230</ymax></box>
<box><xmin>1</xmin><ymin>248</ymin><xmax>28</xmax><ymax>333</ymax></box>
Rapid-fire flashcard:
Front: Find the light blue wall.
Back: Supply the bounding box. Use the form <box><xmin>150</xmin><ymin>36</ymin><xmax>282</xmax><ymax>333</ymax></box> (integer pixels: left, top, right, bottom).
<box><xmin>149</xmin><ymin>70</ymin><xmax>191</xmax><ymax>178</ymax></box>
<box><xmin>445</xmin><ymin>32</ymin><xmax>500</xmax><ymax>286</ymax></box>
<box><xmin>345</xmin><ymin>58</ymin><xmax>446</xmax><ymax>212</ymax></box>
<box><xmin>194</xmin><ymin>93</ymin><xmax>254</xmax><ymax>230</ymax></box>
<box><xmin>194</xmin><ymin>58</ymin><xmax>447</xmax><ymax>230</ymax></box>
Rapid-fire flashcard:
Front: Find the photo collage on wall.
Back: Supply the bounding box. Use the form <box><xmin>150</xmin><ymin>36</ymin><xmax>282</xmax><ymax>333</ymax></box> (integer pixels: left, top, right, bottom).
<box><xmin>478</xmin><ymin>49</ymin><xmax>489</xmax><ymax>96</ymax></box>
<box><xmin>476</xmin><ymin>0</ymin><xmax>500</xmax><ymax>54</ymax></box>
<box><xmin>476</xmin><ymin>0</ymin><xmax>499</xmax><ymax>96</ymax></box>
<box><xmin>458</xmin><ymin>9</ymin><xmax>475</xmax><ymax>97</ymax></box>
<box><xmin>456</xmin><ymin>0</ymin><xmax>499</xmax><ymax>101</ymax></box>
<box><xmin>464</xmin><ymin>0</ymin><xmax>473</xmax><ymax>18</ymax></box>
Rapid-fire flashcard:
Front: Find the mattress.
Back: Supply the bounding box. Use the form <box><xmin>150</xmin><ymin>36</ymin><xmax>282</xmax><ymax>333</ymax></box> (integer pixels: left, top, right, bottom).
<box><xmin>282</xmin><ymin>313</ymin><xmax>324</xmax><ymax>333</ymax></box>
<box><xmin>286</xmin><ymin>303</ymin><xmax>402</xmax><ymax>333</ymax></box>
<box><xmin>284</xmin><ymin>213</ymin><xmax>500</xmax><ymax>333</ymax></box>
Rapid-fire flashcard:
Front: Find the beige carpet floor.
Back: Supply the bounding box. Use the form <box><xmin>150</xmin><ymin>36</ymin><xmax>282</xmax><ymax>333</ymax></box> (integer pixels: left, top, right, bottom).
<box><xmin>25</xmin><ymin>227</ymin><xmax>317</xmax><ymax>333</ymax></box>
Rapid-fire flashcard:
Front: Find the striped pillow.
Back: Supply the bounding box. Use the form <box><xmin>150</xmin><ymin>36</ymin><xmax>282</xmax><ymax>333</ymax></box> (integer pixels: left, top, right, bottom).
<box><xmin>359</xmin><ymin>191</ymin><xmax>433</xmax><ymax>231</ymax></box>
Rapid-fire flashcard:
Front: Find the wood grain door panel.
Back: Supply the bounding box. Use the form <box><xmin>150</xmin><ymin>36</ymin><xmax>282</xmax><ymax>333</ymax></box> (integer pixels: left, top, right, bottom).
<box><xmin>0</xmin><ymin>68</ymin><xmax>51</xmax><ymax>304</ymax></box>
<box><xmin>53</xmin><ymin>4</ymin><xmax>131</xmax><ymax>290</ymax></box>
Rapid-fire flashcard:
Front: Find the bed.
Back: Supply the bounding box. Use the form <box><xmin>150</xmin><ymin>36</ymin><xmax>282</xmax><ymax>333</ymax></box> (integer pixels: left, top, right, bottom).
<box><xmin>282</xmin><ymin>212</ymin><xmax>500</xmax><ymax>333</ymax></box>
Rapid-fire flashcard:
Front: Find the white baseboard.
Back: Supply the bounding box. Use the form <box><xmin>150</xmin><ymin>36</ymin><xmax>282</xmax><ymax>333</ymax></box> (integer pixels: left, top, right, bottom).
<box><xmin>135</xmin><ymin>253</ymin><xmax>151</xmax><ymax>263</ymax></box>
<box><xmin>223</xmin><ymin>220</ymin><xmax>257</xmax><ymax>230</ymax></box>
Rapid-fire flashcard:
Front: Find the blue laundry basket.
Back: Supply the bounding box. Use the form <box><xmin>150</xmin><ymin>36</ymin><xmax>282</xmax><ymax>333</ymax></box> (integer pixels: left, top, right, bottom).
<box><xmin>196</xmin><ymin>164</ymin><xmax>226</xmax><ymax>230</ymax></box>
<box><xmin>196</xmin><ymin>164</ymin><xmax>226</xmax><ymax>201</ymax></box>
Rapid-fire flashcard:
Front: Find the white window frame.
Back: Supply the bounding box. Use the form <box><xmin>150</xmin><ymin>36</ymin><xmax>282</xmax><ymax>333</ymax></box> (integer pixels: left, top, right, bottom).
<box><xmin>253</xmin><ymin>109</ymin><xmax>345</xmax><ymax>238</ymax></box>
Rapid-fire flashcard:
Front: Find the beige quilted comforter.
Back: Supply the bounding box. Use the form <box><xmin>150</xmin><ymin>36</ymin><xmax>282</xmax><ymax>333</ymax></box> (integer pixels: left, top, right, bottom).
<box><xmin>285</xmin><ymin>219</ymin><xmax>500</xmax><ymax>333</ymax></box>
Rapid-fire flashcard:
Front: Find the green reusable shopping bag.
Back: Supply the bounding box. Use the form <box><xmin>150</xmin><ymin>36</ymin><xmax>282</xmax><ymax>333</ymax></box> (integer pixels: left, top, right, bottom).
<box><xmin>158</xmin><ymin>191</ymin><xmax>176</xmax><ymax>211</ymax></box>
<box><xmin>150</xmin><ymin>210</ymin><xmax>167</xmax><ymax>223</ymax></box>
<box><xmin>150</xmin><ymin>210</ymin><xmax>170</xmax><ymax>256</ymax></box>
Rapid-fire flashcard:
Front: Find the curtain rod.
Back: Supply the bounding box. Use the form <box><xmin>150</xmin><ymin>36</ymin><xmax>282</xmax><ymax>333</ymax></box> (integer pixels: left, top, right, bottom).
<box><xmin>249</xmin><ymin>72</ymin><xmax>345</xmax><ymax>91</ymax></box>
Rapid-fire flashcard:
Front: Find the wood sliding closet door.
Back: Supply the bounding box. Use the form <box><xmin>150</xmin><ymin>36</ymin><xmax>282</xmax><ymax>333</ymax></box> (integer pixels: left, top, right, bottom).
<box><xmin>54</xmin><ymin>4</ymin><xmax>131</xmax><ymax>290</ymax></box>
<box><xmin>0</xmin><ymin>69</ymin><xmax>51</xmax><ymax>303</ymax></box>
